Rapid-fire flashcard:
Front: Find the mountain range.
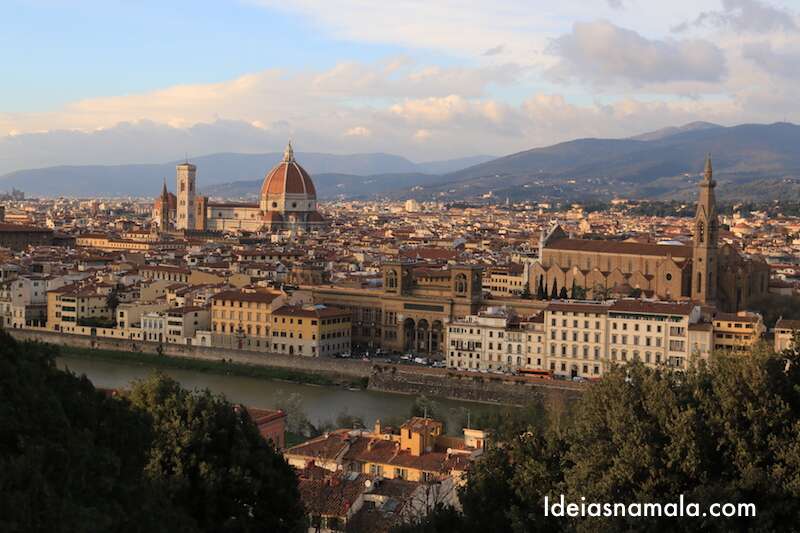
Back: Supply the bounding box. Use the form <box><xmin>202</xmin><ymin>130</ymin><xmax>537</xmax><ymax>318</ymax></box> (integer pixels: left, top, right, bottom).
<box><xmin>2</xmin><ymin>122</ymin><xmax>800</xmax><ymax>203</ymax></box>
<box><xmin>0</xmin><ymin>152</ymin><xmax>494</xmax><ymax>198</ymax></box>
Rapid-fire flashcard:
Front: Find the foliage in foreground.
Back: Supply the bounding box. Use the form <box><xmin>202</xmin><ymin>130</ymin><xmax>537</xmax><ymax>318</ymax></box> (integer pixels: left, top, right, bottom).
<box><xmin>397</xmin><ymin>340</ymin><xmax>800</xmax><ymax>532</ymax></box>
<box><xmin>0</xmin><ymin>332</ymin><xmax>304</xmax><ymax>533</ymax></box>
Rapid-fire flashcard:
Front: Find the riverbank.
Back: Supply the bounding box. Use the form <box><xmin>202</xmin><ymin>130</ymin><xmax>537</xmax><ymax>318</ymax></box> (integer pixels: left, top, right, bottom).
<box><xmin>56</xmin><ymin>344</ymin><xmax>369</xmax><ymax>389</ymax></box>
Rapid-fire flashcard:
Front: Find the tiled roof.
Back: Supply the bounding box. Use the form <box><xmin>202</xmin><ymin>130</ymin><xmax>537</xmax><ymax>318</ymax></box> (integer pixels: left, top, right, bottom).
<box><xmin>547</xmin><ymin>238</ymin><xmax>693</xmax><ymax>259</ymax></box>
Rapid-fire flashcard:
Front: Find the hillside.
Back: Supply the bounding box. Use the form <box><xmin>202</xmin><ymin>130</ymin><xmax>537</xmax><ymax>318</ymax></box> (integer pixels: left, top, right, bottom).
<box><xmin>392</xmin><ymin>122</ymin><xmax>800</xmax><ymax>202</ymax></box>
<box><xmin>0</xmin><ymin>152</ymin><xmax>492</xmax><ymax>198</ymax></box>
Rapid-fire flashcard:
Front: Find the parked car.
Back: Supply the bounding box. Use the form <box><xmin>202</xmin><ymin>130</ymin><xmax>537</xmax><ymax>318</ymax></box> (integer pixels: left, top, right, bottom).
<box><xmin>338</xmin><ymin>352</ymin><xmax>351</xmax><ymax>359</ymax></box>
<box><xmin>432</xmin><ymin>361</ymin><xmax>446</xmax><ymax>368</ymax></box>
<box><xmin>413</xmin><ymin>357</ymin><xmax>429</xmax><ymax>365</ymax></box>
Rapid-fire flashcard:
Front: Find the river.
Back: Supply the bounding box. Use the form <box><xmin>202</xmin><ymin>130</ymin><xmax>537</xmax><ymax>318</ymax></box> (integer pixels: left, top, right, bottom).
<box><xmin>57</xmin><ymin>355</ymin><xmax>504</xmax><ymax>435</ymax></box>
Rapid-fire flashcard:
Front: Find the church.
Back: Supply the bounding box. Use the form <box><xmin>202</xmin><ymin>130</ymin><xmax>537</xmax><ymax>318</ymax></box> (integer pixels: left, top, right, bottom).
<box><xmin>154</xmin><ymin>142</ymin><xmax>325</xmax><ymax>233</ymax></box>
<box><xmin>531</xmin><ymin>156</ymin><xmax>770</xmax><ymax>312</ymax></box>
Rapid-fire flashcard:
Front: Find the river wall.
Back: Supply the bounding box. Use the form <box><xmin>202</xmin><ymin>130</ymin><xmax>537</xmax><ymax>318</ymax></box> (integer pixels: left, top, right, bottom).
<box><xmin>9</xmin><ymin>328</ymin><xmax>585</xmax><ymax>406</ymax></box>
<box><xmin>7</xmin><ymin>328</ymin><xmax>372</xmax><ymax>380</ymax></box>
<box><xmin>368</xmin><ymin>364</ymin><xmax>584</xmax><ymax>405</ymax></box>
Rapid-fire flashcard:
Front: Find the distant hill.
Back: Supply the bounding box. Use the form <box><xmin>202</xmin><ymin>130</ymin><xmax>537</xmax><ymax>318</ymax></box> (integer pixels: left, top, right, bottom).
<box><xmin>4</xmin><ymin>121</ymin><xmax>800</xmax><ymax>203</ymax></box>
<box><xmin>0</xmin><ymin>152</ymin><xmax>493</xmax><ymax>198</ymax></box>
<box><xmin>390</xmin><ymin>122</ymin><xmax>800</xmax><ymax>203</ymax></box>
<box><xmin>203</xmin><ymin>172</ymin><xmax>442</xmax><ymax>200</ymax></box>
<box><xmin>629</xmin><ymin>121</ymin><xmax>721</xmax><ymax>141</ymax></box>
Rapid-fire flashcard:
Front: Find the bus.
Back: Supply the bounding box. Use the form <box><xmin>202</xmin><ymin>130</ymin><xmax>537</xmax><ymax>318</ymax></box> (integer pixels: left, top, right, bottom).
<box><xmin>517</xmin><ymin>369</ymin><xmax>554</xmax><ymax>380</ymax></box>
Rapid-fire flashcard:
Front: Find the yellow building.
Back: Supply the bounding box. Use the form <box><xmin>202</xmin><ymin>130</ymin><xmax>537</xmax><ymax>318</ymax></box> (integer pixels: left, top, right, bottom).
<box><xmin>210</xmin><ymin>287</ymin><xmax>286</xmax><ymax>351</ymax></box>
<box><xmin>284</xmin><ymin>417</ymin><xmax>486</xmax><ymax>483</ymax></box>
<box><xmin>484</xmin><ymin>264</ymin><xmax>527</xmax><ymax>297</ymax></box>
<box><xmin>712</xmin><ymin>311</ymin><xmax>765</xmax><ymax>352</ymax></box>
<box><xmin>270</xmin><ymin>304</ymin><xmax>351</xmax><ymax>357</ymax></box>
<box><xmin>47</xmin><ymin>283</ymin><xmax>113</xmax><ymax>333</ymax></box>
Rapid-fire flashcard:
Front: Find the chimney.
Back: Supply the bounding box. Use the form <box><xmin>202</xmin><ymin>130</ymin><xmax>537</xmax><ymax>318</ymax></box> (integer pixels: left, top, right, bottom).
<box><xmin>374</xmin><ymin>419</ymin><xmax>382</xmax><ymax>435</ymax></box>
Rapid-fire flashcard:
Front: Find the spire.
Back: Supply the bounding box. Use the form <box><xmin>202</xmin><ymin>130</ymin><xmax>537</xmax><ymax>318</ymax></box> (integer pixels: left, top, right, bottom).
<box><xmin>703</xmin><ymin>153</ymin><xmax>713</xmax><ymax>182</ymax></box>
<box><xmin>283</xmin><ymin>140</ymin><xmax>295</xmax><ymax>162</ymax></box>
<box><xmin>161</xmin><ymin>177</ymin><xmax>168</xmax><ymax>197</ymax></box>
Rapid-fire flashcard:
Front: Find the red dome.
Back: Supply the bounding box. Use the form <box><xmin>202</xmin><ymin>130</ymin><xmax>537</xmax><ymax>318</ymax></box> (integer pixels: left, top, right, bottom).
<box><xmin>308</xmin><ymin>211</ymin><xmax>325</xmax><ymax>223</ymax></box>
<box><xmin>261</xmin><ymin>158</ymin><xmax>316</xmax><ymax>199</ymax></box>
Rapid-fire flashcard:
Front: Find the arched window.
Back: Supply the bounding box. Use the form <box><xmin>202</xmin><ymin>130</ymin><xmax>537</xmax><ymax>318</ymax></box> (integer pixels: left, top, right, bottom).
<box><xmin>386</xmin><ymin>270</ymin><xmax>398</xmax><ymax>289</ymax></box>
<box><xmin>697</xmin><ymin>221</ymin><xmax>705</xmax><ymax>244</ymax></box>
<box><xmin>455</xmin><ymin>273</ymin><xmax>467</xmax><ymax>294</ymax></box>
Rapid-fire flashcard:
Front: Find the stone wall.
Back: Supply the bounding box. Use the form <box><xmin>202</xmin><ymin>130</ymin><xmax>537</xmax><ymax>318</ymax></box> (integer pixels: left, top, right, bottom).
<box><xmin>8</xmin><ymin>328</ymin><xmax>585</xmax><ymax>406</ymax></box>
<box><xmin>368</xmin><ymin>364</ymin><xmax>584</xmax><ymax>405</ymax></box>
<box><xmin>8</xmin><ymin>328</ymin><xmax>372</xmax><ymax>379</ymax></box>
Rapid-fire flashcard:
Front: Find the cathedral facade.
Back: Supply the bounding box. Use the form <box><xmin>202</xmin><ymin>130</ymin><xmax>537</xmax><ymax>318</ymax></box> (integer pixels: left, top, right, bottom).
<box><xmin>154</xmin><ymin>142</ymin><xmax>325</xmax><ymax>233</ymax></box>
<box><xmin>531</xmin><ymin>156</ymin><xmax>769</xmax><ymax>312</ymax></box>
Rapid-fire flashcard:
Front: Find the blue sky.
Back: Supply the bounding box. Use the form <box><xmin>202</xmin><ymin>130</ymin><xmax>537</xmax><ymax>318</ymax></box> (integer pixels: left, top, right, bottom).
<box><xmin>1</xmin><ymin>0</ymin><xmax>415</xmax><ymax>110</ymax></box>
<box><xmin>1</xmin><ymin>0</ymin><xmax>798</xmax><ymax>171</ymax></box>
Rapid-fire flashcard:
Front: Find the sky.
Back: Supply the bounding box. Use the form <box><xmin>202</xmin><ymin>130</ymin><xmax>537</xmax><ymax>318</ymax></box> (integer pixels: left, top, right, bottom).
<box><xmin>1</xmin><ymin>0</ymin><xmax>799</xmax><ymax>173</ymax></box>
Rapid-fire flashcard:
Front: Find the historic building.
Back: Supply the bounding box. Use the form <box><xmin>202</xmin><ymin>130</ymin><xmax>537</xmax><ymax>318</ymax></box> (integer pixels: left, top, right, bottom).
<box><xmin>532</xmin><ymin>156</ymin><xmax>769</xmax><ymax>312</ymax></box>
<box><xmin>153</xmin><ymin>142</ymin><xmax>325</xmax><ymax>233</ymax></box>
<box><xmin>310</xmin><ymin>262</ymin><xmax>485</xmax><ymax>357</ymax></box>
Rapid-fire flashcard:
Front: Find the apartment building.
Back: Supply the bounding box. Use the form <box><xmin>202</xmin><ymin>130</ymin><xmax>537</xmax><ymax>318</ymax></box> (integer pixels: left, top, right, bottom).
<box><xmin>142</xmin><ymin>306</ymin><xmax>210</xmax><ymax>344</ymax></box>
<box><xmin>270</xmin><ymin>304</ymin><xmax>351</xmax><ymax>357</ymax></box>
<box><xmin>545</xmin><ymin>301</ymin><xmax>610</xmax><ymax>378</ymax></box>
<box><xmin>484</xmin><ymin>264</ymin><xmax>527</xmax><ymax>298</ymax></box>
<box><xmin>445</xmin><ymin>309</ymin><xmax>544</xmax><ymax>372</ymax></box>
<box><xmin>210</xmin><ymin>287</ymin><xmax>286</xmax><ymax>351</ymax></box>
<box><xmin>47</xmin><ymin>283</ymin><xmax>113</xmax><ymax>333</ymax></box>
<box><xmin>445</xmin><ymin>299</ymin><xmax>713</xmax><ymax>379</ymax></box>
<box><xmin>774</xmin><ymin>318</ymin><xmax>800</xmax><ymax>353</ymax></box>
<box><xmin>712</xmin><ymin>311</ymin><xmax>766</xmax><ymax>352</ymax></box>
<box><xmin>607</xmin><ymin>300</ymin><xmax>707</xmax><ymax>371</ymax></box>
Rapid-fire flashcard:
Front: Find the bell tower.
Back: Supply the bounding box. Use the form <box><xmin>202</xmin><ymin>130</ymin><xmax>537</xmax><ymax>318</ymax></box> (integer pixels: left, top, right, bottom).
<box><xmin>692</xmin><ymin>154</ymin><xmax>718</xmax><ymax>303</ymax></box>
<box><xmin>176</xmin><ymin>161</ymin><xmax>196</xmax><ymax>230</ymax></box>
<box><xmin>159</xmin><ymin>178</ymin><xmax>170</xmax><ymax>231</ymax></box>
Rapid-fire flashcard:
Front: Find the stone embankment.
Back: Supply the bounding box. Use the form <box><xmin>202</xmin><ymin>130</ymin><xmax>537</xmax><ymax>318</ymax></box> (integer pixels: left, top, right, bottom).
<box><xmin>8</xmin><ymin>328</ymin><xmax>371</xmax><ymax>380</ymax></box>
<box><xmin>9</xmin><ymin>328</ymin><xmax>585</xmax><ymax>405</ymax></box>
<box><xmin>368</xmin><ymin>364</ymin><xmax>584</xmax><ymax>405</ymax></box>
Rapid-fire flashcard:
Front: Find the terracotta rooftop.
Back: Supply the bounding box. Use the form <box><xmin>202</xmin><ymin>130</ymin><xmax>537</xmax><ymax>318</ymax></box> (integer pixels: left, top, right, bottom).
<box><xmin>546</xmin><ymin>238</ymin><xmax>693</xmax><ymax>259</ymax></box>
<box><xmin>609</xmin><ymin>300</ymin><xmax>697</xmax><ymax>316</ymax></box>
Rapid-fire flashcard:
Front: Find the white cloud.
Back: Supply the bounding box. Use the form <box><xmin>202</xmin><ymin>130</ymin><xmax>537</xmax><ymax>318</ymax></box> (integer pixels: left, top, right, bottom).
<box><xmin>674</xmin><ymin>0</ymin><xmax>797</xmax><ymax>33</ymax></box>
<box><xmin>548</xmin><ymin>21</ymin><xmax>727</xmax><ymax>86</ymax></box>
<box><xmin>345</xmin><ymin>126</ymin><xmax>371</xmax><ymax>137</ymax></box>
<box><xmin>3</xmin><ymin>2</ymin><xmax>800</xmax><ymax>173</ymax></box>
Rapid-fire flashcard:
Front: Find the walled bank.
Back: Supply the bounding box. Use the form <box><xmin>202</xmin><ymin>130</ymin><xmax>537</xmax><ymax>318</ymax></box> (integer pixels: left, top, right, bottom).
<box><xmin>8</xmin><ymin>328</ymin><xmax>585</xmax><ymax>405</ymax></box>
<box><xmin>368</xmin><ymin>364</ymin><xmax>584</xmax><ymax>406</ymax></box>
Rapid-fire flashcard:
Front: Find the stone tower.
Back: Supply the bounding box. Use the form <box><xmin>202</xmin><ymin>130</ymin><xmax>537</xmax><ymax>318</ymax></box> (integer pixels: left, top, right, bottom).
<box><xmin>159</xmin><ymin>178</ymin><xmax>170</xmax><ymax>231</ymax></box>
<box><xmin>176</xmin><ymin>161</ymin><xmax>196</xmax><ymax>230</ymax></box>
<box><xmin>692</xmin><ymin>154</ymin><xmax>718</xmax><ymax>303</ymax></box>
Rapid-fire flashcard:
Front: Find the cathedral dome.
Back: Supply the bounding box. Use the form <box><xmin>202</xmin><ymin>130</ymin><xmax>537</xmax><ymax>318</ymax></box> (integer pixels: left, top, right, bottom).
<box><xmin>260</xmin><ymin>142</ymin><xmax>316</xmax><ymax>200</ymax></box>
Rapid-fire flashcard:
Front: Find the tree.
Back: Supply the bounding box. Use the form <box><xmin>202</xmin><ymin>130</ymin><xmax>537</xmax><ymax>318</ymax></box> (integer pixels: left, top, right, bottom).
<box><xmin>398</xmin><ymin>345</ymin><xmax>800</xmax><ymax>532</ymax></box>
<box><xmin>558</xmin><ymin>286</ymin><xmax>568</xmax><ymax>299</ymax></box>
<box><xmin>0</xmin><ymin>332</ymin><xmax>186</xmax><ymax>533</ymax></box>
<box><xmin>335</xmin><ymin>409</ymin><xmax>365</xmax><ymax>429</ymax></box>
<box><xmin>106</xmin><ymin>286</ymin><xmax>120</xmax><ymax>318</ymax></box>
<box><xmin>410</xmin><ymin>394</ymin><xmax>442</xmax><ymax>421</ymax></box>
<box><xmin>550</xmin><ymin>279</ymin><xmax>558</xmax><ymax>300</ymax></box>
<box><xmin>536</xmin><ymin>276</ymin><xmax>546</xmax><ymax>300</ymax></box>
<box><xmin>129</xmin><ymin>373</ymin><xmax>305</xmax><ymax>533</ymax></box>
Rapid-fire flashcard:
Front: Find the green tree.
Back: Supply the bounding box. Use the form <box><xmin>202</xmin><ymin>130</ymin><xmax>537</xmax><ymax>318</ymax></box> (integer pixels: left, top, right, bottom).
<box><xmin>0</xmin><ymin>332</ymin><xmax>185</xmax><ymax>533</ymax></box>
<box><xmin>410</xmin><ymin>394</ymin><xmax>442</xmax><ymax>421</ymax></box>
<box><xmin>550</xmin><ymin>279</ymin><xmax>558</xmax><ymax>300</ymax></box>
<box><xmin>397</xmin><ymin>345</ymin><xmax>800</xmax><ymax>532</ymax></box>
<box><xmin>129</xmin><ymin>373</ymin><xmax>305</xmax><ymax>533</ymax></box>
